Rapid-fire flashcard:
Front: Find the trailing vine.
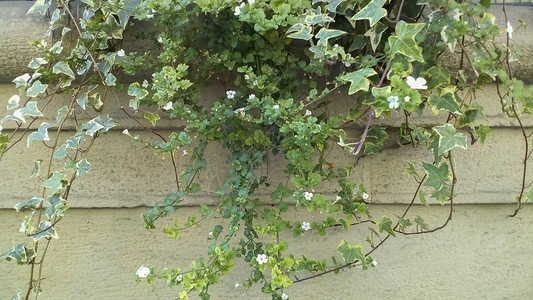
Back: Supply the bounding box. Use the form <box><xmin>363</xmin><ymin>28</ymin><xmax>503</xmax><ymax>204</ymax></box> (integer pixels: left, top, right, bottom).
<box><xmin>0</xmin><ymin>0</ymin><xmax>531</xmax><ymax>299</ymax></box>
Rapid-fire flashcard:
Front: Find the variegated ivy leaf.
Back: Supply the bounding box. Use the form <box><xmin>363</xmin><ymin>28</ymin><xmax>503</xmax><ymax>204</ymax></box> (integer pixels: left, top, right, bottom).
<box><xmin>76</xmin><ymin>159</ymin><xmax>91</xmax><ymax>176</ymax></box>
<box><xmin>315</xmin><ymin>28</ymin><xmax>346</xmax><ymax>46</ymax></box>
<box><xmin>27</xmin><ymin>0</ymin><xmax>49</xmax><ymax>15</ymax></box>
<box><xmin>80</xmin><ymin>115</ymin><xmax>117</xmax><ymax>136</ymax></box>
<box><xmin>337</xmin><ymin>240</ymin><xmax>365</xmax><ymax>263</ymax></box>
<box><xmin>53</xmin><ymin>61</ymin><xmax>75</xmax><ymax>78</ymax></box>
<box><xmin>14</xmin><ymin>197</ymin><xmax>43</xmax><ymax>212</ymax></box>
<box><xmin>433</xmin><ymin>124</ymin><xmax>467</xmax><ymax>156</ymax></box>
<box><xmin>351</xmin><ymin>0</ymin><xmax>387</xmax><ymax>27</ymax></box>
<box><xmin>27</xmin><ymin>122</ymin><xmax>54</xmax><ymax>147</ymax></box>
<box><xmin>0</xmin><ymin>243</ymin><xmax>36</xmax><ymax>265</ymax></box>
<box><xmin>339</xmin><ymin>68</ymin><xmax>377</xmax><ymax>95</ymax></box>
<box><xmin>28</xmin><ymin>57</ymin><xmax>47</xmax><ymax>69</ymax></box>
<box><xmin>388</xmin><ymin>21</ymin><xmax>425</xmax><ymax>62</ymax></box>
<box><xmin>31</xmin><ymin>221</ymin><xmax>58</xmax><ymax>242</ymax></box>
<box><xmin>41</xmin><ymin>171</ymin><xmax>67</xmax><ymax>195</ymax></box>
<box><xmin>44</xmin><ymin>194</ymin><xmax>68</xmax><ymax>219</ymax></box>
<box><xmin>26</xmin><ymin>80</ymin><xmax>48</xmax><ymax>97</ymax></box>
<box><xmin>7</xmin><ymin>95</ymin><xmax>20</xmax><ymax>110</ymax></box>
<box><xmin>286</xmin><ymin>23</ymin><xmax>313</xmax><ymax>41</ymax></box>
<box><xmin>12</xmin><ymin>73</ymin><xmax>30</xmax><ymax>88</ymax></box>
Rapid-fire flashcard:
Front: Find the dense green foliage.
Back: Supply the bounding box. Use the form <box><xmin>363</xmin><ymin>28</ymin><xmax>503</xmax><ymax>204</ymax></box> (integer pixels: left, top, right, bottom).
<box><xmin>1</xmin><ymin>0</ymin><xmax>531</xmax><ymax>299</ymax></box>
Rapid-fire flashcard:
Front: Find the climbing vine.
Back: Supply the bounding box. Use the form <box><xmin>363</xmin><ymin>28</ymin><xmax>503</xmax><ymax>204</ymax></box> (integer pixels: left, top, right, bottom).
<box><xmin>1</xmin><ymin>0</ymin><xmax>531</xmax><ymax>299</ymax></box>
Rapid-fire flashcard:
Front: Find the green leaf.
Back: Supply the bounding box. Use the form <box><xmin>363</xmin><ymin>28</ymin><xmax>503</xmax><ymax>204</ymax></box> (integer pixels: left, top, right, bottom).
<box><xmin>388</xmin><ymin>21</ymin><xmax>425</xmax><ymax>62</ymax></box>
<box><xmin>41</xmin><ymin>171</ymin><xmax>66</xmax><ymax>195</ymax></box>
<box><xmin>117</xmin><ymin>0</ymin><xmax>141</xmax><ymax>29</ymax></box>
<box><xmin>19</xmin><ymin>101</ymin><xmax>43</xmax><ymax>118</ymax></box>
<box><xmin>339</xmin><ymin>68</ymin><xmax>377</xmax><ymax>95</ymax></box>
<box><xmin>414</xmin><ymin>215</ymin><xmax>429</xmax><ymax>231</ymax></box>
<box><xmin>32</xmin><ymin>221</ymin><xmax>58</xmax><ymax>241</ymax></box>
<box><xmin>144</xmin><ymin>112</ymin><xmax>161</xmax><ymax>126</ymax></box>
<box><xmin>377</xmin><ymin>215</ymin><xmax>395</xmax><ymax>237</ymax></box>
<box><xmin>30</xmin><ymin>159</ymin><xmax>43</xmax><ymax>177</ymax></box>
<box><xmin>26</xmin><ymin>80</ymin><xmax>48</xmax><ymax>97</ymax></box>
<box><xmin>76</xmin><ymin>159</ymin><xmax>91</xmax><ymax>176</ymax></box>
<box><xmin>27</xmin><ymin>0</ymin><xmax>49</xmax><ymax>15</ymax></box>
<box><xmin>433</xmin><ymin>124</ymin><xmax>467</xmax><ymax>156</ymax></box>
<box><xmin>365</xmin><ymin>22</ymin><xmax>388</xmax><ymax>52</ymax></box>
<box><xmin>351</xmin><ymin>0</ymin><xmax>387</xmax><ymax>27</ymax></box>
<box><xmin>105</xmin><ymin>73</ymin><xmax>117</xmax><ymax>86</ymax></box>
<box><xmin>304</xmin><ymin>14</ymin><xmax>335</xmax><ymax>25</ymax></box>
<box><xmin>422</xmin><ymin>162</ymin><xmax>450</xmax><ymax>191</ymax></box>
<box><xmin>428</xmin><ymin>89</ymin><xmax>462</xmax><ymax>115</ymax></box>
<box><xmin>315</xmin><ymin>28</ymin><xmax>345</xmax><ymax>46</ymax></box>
<box><xmin>28</xmin><ymin>58</ymin><xmax>47</xmax><ymax>69</ymax></box>
<box><xmin>53</xmin><ymin>61</ymin><xmax>75</xmax><ymax>78</ymax></box>
<box><xmin>80</xmin><ymin>115</ymin><xmax>117</xmax><ymax>136</ymax></box>
<box><xmin>1</xmin><ymin>243</ymin><xmax>35</xmax><ymax>265</ymax></box>
<box><xmin>44</xmin><ymin>194</ymin><xmax>67</xmax><ymax>219</ymax></box>
<box><xmin>7</xmin><ymin>95</ymin><xmax>20</xmax><ymax>110</ymax></box>
<box><xmin>287</xmin><ymin>23</ymin><xmax>313</xmax><ymax>40</ymax></box>
<box><xmin>476</xmin><ymin>125</ymin><xmax>492</xmax><ymax>145</ymax></box>
<box><xmin>53</xmin><ymin>144</ymin><xmax>67</xmax><ymax>159</ymax></box>
<box><xmin>326</xmin><ymin>0</ymin><xmax>344</xmax><ymax>12</ymax></box>
<box><xmin>14</xmin><ymin>197</ymin><xmax>43</xmax><ymax>212</ymax></box>
<box><xmin>27</xmin><ymin>122</ymin><xmax>54</xmax><ymax>147</ymax></box>
<box><xmin>337</xmin><ymin>240</ymin><xmax>365</xmax><ymax>263</ymax></box>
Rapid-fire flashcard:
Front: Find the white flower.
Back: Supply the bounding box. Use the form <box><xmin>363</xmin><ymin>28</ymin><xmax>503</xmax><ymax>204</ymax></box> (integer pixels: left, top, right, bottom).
<box><xmin>163</xmin><ymin>101</ymin><xmax>173</xmax><ymax>111</ymax></box>
<box><xmin>117</xmin><ymin>49</ymin><xmax>125</xmax><ymax>57</ymax></box>
<box><xmin>301</xmin><ymin>221</ymin><xmax>311</xmax><ymax>231</ymax></box>
<box><xmin>234</xmin><ymin>108</ymin><xmax>246</xmax><ymax>117</ymax></box>
<box><xmin>235</xmin><ymin>282</ymin><xmax>240</xmax><ymax>288</ymax></box>
<box><xmin>344</xmin><ymin>61</ymin><xmax>351</xmax><ymax>67</ymax></box>
<box><xmin>304</xmin><ymin>109</ymin><xmax>312</xmax><ymax>116</ymax></box>
<box><xmin>226</xmin><ymin>90</ymin><xmax>236</xmax><ymax>99</ymax></box>
<box><xmin>406</xmin><ymin>76</ymin><xmax>428</xmax><ymax>90</ymax></box>
<box><xmin>122</xmin><ymin>129</ymin><xmax>129</xmax><ymax>135</ymax></box>
<box><xmin>304</xmin><ymin>191</ymin><xmax>313</xmax><ymax>201</ymax></box>
<box><xmin>282</xmin><ymin>293</ymin><xmax>289</xmax><ymax>300</ymax></box>
<box><xmin>387</xmin><ymin>95</ymin><xmax>400</xmax><ymax>109</ymax></box>
<box><xmin>183</xmin><ymin>149</ymin><xmax>188</xmax><ymax>156</ymax></box>
<box><xmin>208</xmin><ymin>231</ymin><xmax>214</xmax><ymax>238</ymax></box>
<box><xmin>248</xmin><ymin>94</ymin><xmax>256</xmax><ymax>100</ymax></box>
<box><xmin>336</xmin><ymin>195</ymin><xmax>341</xmax><ymax>201</ymax></box>
<box><xmin>371</xmin><ymin>259</ymin><xmax>378</xmax><ymax>267</ymax></box>
<box><xmin>142</xmin><ymin>79</ymin><xmax>149</xmax><ymax>88</ymax></box>
<box><xmin>273</xmin><ymin>104</ymin><xmax>279</xmax><ymax>109</ymax></box>
<box><xmin>506</xmin><ymin>21</ymin><xmax>513</xmax><ymax>39</ymax></box>
<box><xmin>157</xmin><ymin>36</ymin><xmax>163</xmax><ymax>43</ymax></box>
<box><xmin>136</xmin><ymin>265</ymin><xmax>150</xmax><ymax>278</ymax></box>
<box><xmin>248</xmin><ymin>0</ymin><xmax>255</xmax><ymax>4</ymax></box>
<box><xmin>256</xmin><ymin>253</ymin><xmax>268</xmax><ymax>265</ymax></box>
<box><xmin>244</xmin><ymin>74</ymin><xmax>250</xmax><ymax>80</ymax></box>
<box><xmin>146</xmin><ymin>14</ymin><xmax>154</xmax><ymax>19</ymax></box>
<box><xmin>234</xmin><ymin>3</ymin><xmax>244</xmax><ymax>15</ymax></box>
<box><xmin>176</xmin><ymin>274</ymin><xmax>183</xmax><ymax>282</ymax></box>
<box><xmin>362</xmin><ymin>192</ymin><xmax>369</xmax><ymax>200</ymax></box>
<box><xmin>404</xmin><ymin>96</ymin><xmax>410</xmax><ymax>102</ymax></box>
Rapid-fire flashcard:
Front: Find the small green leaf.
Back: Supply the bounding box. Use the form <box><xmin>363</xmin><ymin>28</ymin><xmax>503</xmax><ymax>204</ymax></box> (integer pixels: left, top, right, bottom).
<box><xmin>339</xmin><ymin>68</ymin><xmax>377</xmax><ymax>95</ymax></box>
<box><xmin>377</xmin><ymin>215</ymin><xmax>395</xmax><ymax>237</ymax></box>
<box><xmin>287</xmin><ymin>23</ymin><xmax>313</xmax><ymax>40</ymax></box>
<box><xmin>315</xmin><ymin>28</ymin><xmax>345</xmax><ymax>46</ymax></box>
<box><xmin>433</xmin><ymin>124</ymin><xmax>467</xmax><ymax>156</ymax></box>
<box><xmin>41</xmin><ymin>171</ymin><xmax>66</xmax><ymax>195</ymax></box>
<box><xmin>44</xmin><ymin>194</ymin><xmax>68</xmax><ymax>219</ymax></box>
<box><xmin>76</xmin><ymin>159</ymin><xmax>91</xmax><ymax>176</ymax></box>
<box><xmin>32</xmin><ymin>221</ymin><xmax>58</xmax><ymax>241</ymax></box>
<box><xmin>53</xmin><ymin>61</ymin><xmax>75</xmax><ymax>78</ymax></box>
<box><xmin>337</xmin><ymin>240</ymin><xmax>365</xmax><ymax>263</ymax></box>
<box><xmin>26</xmin><ymin>80</ymin><xmax>48</xmax><ymax>97</ymax></box>
<box><xmin>351</xmin><ymin>0</ymin><xmax>387</xmax><ymax>27</ymax></box>
<box><xmin>27</xmin><ymin>122</ymin><xmax>54</xmax><ymax>147</ymax></box>
<box><xmin>414</xmin><ymin>215</ymin><xmax>429</xmax><ymax>231</ymax></box>
<box><xmin>144</xmin><ymin>112</ymin><xmax>160</xmax><ymax>126</ymax></box>
<box><xmin>30</xmin><ymin>159</ymin><xmax>43</xmax><ymax>177</ymax></box>
<box><xmin>422</xmin><ymin>162</ymin><xmax>450</xmax><ymax>191</ymax></box>
<box><xmin>1</xmin><ymin>243</ymin><xmax>36</xmax><ymax>265</ymax></box>
<box><xmin>476</xmin><ymin>125</ymin><xmax>492</xmax><ymax>145</ymax></box>
<box><xmin>14</xmin><ymin>197</ymin><xmax>43</xmax><ymax>212</ymax></box>
<box><xmin>388</xmin><ymin>21</ymin><xmax>425</xmax><ymax>62</ymax></box>
<box><xmin>428</xmin><ymin>93</ymin><xmax>462</xmax><ymax>115</ymax></box>
<box><xmin>19</xmin><ymin>101</ymin><xmax>43</xmax><ymax>118</ymax></box>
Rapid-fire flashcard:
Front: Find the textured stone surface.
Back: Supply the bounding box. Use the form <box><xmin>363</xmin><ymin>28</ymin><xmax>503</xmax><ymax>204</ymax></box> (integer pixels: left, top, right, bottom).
<box><xmin>1</xmin><ymin>205</ymin><xmax>532</xmax><ymax>299</ymax></box>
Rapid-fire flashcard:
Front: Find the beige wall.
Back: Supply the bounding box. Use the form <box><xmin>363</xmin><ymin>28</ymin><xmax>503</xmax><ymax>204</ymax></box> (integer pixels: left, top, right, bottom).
<box><xmin>1</xmin><ymin>1</ymin><xmax>532</xmax><ymax>299</ymax></box>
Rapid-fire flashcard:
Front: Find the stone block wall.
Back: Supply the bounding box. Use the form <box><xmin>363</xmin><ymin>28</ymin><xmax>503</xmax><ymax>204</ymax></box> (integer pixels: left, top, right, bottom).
<box><xmin>0</xmin><ymin>2</ymin><xmax>532</xmax><ymax>299</ymax></box>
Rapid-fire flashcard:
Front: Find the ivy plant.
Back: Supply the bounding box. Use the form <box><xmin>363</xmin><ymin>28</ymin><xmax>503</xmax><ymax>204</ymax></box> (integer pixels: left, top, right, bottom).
<box><xmin>1</xmin><ymin>0</ymin><xmax>531</xmax><ymax>299</ymax></box>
